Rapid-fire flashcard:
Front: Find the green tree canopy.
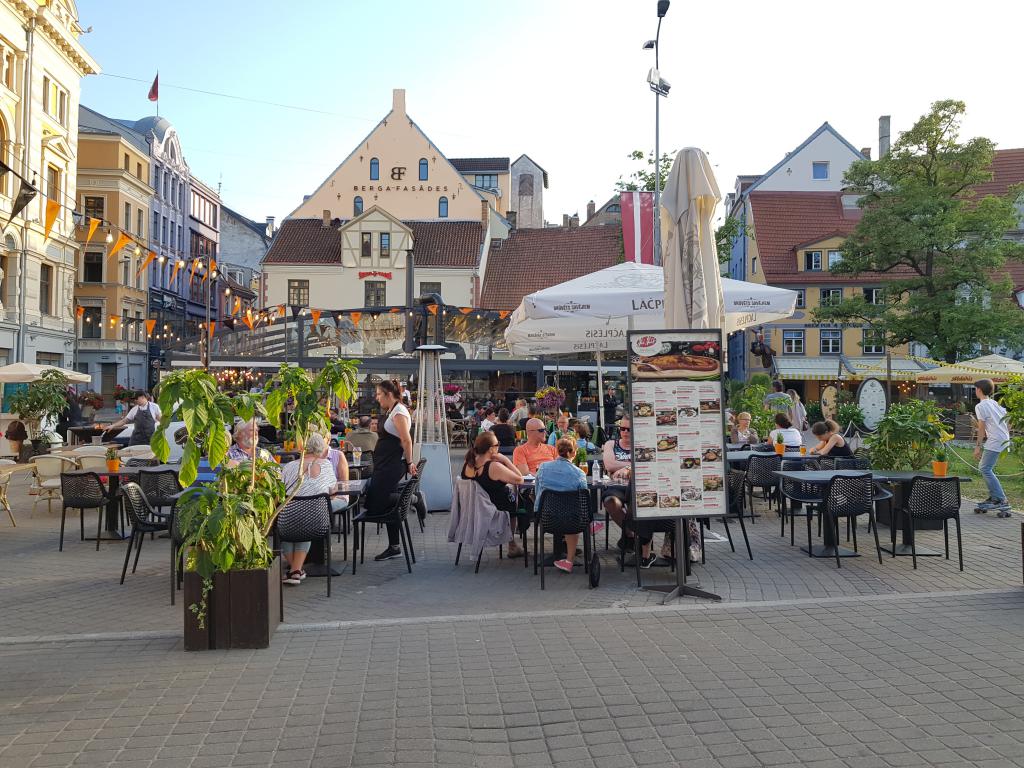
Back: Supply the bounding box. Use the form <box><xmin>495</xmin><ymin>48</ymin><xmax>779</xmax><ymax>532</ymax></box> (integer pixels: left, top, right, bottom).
<box><xmin>813</xmin><ymin>99</ymin><xmax>1024</xmax><ymax>362</ymax></box>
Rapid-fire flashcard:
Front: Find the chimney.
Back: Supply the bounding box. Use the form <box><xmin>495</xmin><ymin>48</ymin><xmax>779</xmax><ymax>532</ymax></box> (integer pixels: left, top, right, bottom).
<box><xmin>505</xmin><ymin>210</ymin><xmax>517</xmax><ymax>230</ymax></box>
<box><xmin>392</xmin><ymin>88</ymin><xmax>406</xmax><ymax>117</ymax></box>
<box><xmin>322</xmin><ymin>209</ymin><xmax>331</xmax><ymax>228</ymax></box>
<box><xmin>879</xmin><ymin>115</ymin><xmax>891</xmax><ymax>158</ymax></box>
<box><xmin>860</xmin><ymin>147</ymin><xmax>872</xmax><ymax>160</ymax></box>
<box><xmin>481</xmin><ymin>200</ymin><xmax>489</xmax><ymax>230</ymax></box>
<box><xmin>265</xmin><ymin>216</ymin><xmax>275</xmax><ymax>237</ymax></box>
<box><xmin>569</xmin><ymin>214</ymin><xmax>579</xmax><ymax>229</ymax></box>
<box><xmin>586</xmin><ymin>200</ymin><xmax>596</xmax><ymax>220</ymax></box>
<box><xmin>562</xmin><ymin>214</ymin><xmax>570</xmax><ymax>227</ymax></box>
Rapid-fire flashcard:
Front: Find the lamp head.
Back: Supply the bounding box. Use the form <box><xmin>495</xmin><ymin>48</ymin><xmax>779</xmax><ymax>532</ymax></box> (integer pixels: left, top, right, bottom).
<box><xmin>657</xmin><ymin>0</ymin><xmax>670</xmax><ymax>17</ymax></box>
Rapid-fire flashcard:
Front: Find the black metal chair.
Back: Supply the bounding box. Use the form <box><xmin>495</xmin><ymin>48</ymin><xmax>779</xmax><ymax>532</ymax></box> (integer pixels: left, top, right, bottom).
<box><xmin>353</xmin><ymin>464</ymin><xmax>423</xmax><ymax>576</ymax></box>
<box><xmin>834</xmin><ymin>457</ymin><xmax>874</xmax><ymax>539</ymax></box>
<box><xmin>906</xmin><ymin>477</ymin><xmax>963</xmax><ymax>571</ymax></box>
<box><xmin>276</xmin><ymin>493</ymin><xmax>334</xmax><ymax>596</ymax></box>
<box><xmin>119</xmin><ymin>482</ymin><xmax>171</xmax><ymax>585</ymax></box>
<box><xmin>535</xmin><ymin>489</ymin><xmax>598</xmax><ymax>590</ymax></box>
<box><xmin>59</xmin><ymin>471</ymin><xmax>112</xmax><ymax>552</ymax></box>
<box><xmin>744</xmin><ymin>454</ymin><xmax>781</xmax><ymax>520</ymax></box>
<box><xmin>138</xmin><ymin>468</ymin><xmax>186</xmax><ymax>516</ymax></box>
<box><xmin>778</xmin><ymin>459</ymin><xmax>824</xmax><ymax>549</ymax></box>
<box><xmin>124</xmin><ymin>457</ymin><xmax>160</xmax><ymax>468</ymax></box>
<box><xmin>820</xmin><ymin>473</ymin><xmax>883</xmax><ymax>568</ymax></box>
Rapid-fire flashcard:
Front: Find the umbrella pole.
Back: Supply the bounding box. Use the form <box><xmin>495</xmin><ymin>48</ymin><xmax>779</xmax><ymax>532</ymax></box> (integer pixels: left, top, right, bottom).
<box><xmin>596</xmin><ymin>351</ymin><xmax>605</xmax><ymax>440</ymax></box>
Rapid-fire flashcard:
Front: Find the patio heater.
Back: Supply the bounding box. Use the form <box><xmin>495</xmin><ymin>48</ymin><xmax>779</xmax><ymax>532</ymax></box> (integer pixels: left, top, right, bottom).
<box><xmin>413</xmin><ymin>343</ymin><xmax>452</xmax><ymax>512</ymax></box>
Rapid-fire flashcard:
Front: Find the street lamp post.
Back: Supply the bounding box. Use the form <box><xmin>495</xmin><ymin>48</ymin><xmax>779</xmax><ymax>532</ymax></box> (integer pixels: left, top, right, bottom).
<box><xmin>644</xmin><ymin>0</ymin><xmax>671</xmax><ymax>267</ymax></box>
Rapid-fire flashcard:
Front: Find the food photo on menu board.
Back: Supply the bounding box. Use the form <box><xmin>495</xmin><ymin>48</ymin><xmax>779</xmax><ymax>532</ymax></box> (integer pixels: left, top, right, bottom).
<box><xmin>627</xmin><ymin>331</ymin><xmax>727</xmax><ymax>519</ymax></box>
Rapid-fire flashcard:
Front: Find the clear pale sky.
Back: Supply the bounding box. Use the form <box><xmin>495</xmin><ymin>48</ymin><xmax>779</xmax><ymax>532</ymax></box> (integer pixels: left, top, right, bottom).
<box><xmin>77</xmin><ymin>0</ymin><xmax>1024</xmax><ymax>226</ymax></box>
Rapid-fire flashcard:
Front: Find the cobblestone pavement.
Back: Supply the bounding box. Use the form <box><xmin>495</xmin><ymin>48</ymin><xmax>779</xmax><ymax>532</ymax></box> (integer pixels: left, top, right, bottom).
<box><xmin>2</xmin><ymin>591</ymin><xmax>1024</xmax><ymax>767</ymax></box>
<box><xmin>2</xmin><ymin>463</ymin><xmax>1024</xmax><ymax>767</ymax></box>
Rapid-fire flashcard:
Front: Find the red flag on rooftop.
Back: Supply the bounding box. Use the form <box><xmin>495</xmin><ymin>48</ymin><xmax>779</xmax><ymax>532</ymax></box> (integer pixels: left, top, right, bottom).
<box><xmin>148</xmin><ymin>73</ymin><xmax>159</xmax><ymax>102</ymax></box>
<box><xmin>619</xmin><ymin>191</ymin><xmax>655</xmax><ymax>265</ymax></box>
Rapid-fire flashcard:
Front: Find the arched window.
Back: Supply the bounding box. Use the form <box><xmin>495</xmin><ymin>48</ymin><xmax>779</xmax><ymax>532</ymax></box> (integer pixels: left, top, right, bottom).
<box><xmin>0</xmin><ymin>119</ymin><xmax>6</xmax><ymax>196</ymax></box>
<box><xmin>353</xmin><ymin>196</ymin><xmax>363</xmax><ymax>216</ymax></box>
<box><xmin>518</xmin><ymin>174</ymin><xmax>534</xmax><ymax>196</ymax></box>
<box><xmin>369</xmin><ymin>158</ymin><xmax>379</xmax><ymax>181</ymax></box>
<box><xmin>438</xmin><ymin>196</ymin><xmax>448</xmax><ymax>218</ymax></box>
<box><xmin>419</xmin><ymin>158</ymin><xmax>429</xmax><ymax>181</ymax></box>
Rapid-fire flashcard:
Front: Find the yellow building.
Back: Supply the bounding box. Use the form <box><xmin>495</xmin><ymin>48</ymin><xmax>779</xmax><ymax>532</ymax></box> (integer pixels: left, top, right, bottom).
<box><xmin>74</xmin><ymin>106</ymin><xmax>153</xmax><ymax>394</ymax></box>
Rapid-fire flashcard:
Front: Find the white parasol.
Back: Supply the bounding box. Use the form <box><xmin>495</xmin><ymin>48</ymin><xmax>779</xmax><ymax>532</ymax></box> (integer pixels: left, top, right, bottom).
<box><xmin>0</xmin><ymin>362</ymin><xmax>91</xmax><ymax>384</ymax></box>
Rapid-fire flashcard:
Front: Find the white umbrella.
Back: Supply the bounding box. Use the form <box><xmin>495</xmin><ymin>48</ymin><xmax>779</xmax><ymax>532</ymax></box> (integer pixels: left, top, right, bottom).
<box><xmin>519</xmin><ymin>262</ymin><xmax>797</xmax><ymax>332</ymax></box>
<box><xmin>0</xmin><ymin>362</ymin><xmax>90</xmax><ymax>383</ymax></box>
<box><xmin>660</xmin><ymin>147</ymin><xmax>723</xmax><ymax>329</ymax></box>
<box><xmin>917</xmin><ymin>354</ymin><xmax>1024</xmax><ymax>384</ymax></box>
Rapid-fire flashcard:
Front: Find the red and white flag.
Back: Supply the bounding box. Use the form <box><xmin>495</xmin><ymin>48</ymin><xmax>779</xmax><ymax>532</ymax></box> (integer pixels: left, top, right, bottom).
<box><xmin>619</xmin><ymin>191</ymin><xmax>655</xmax><ymax>265</ymax></box>
<box><xmin>147</xmin><ymin>73</ymin><xmax>159</xmax><ymax>102</ymax></box>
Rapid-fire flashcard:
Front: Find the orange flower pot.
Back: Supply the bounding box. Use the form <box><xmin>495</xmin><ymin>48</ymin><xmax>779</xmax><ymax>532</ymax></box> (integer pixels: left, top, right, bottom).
<box><xmin>931</xmin><ymin>460</ymin><xmax>948</xmax><ymax>477</ymax></box>
<box><xmin>106</xmin><ymin>458</ymin><xmax>121</xmax><ymax>473</ymax></box>
<box><xmin>774</xmin><ymin>443</ymin><xmax>785</xmax><ymax>455</ymax></box>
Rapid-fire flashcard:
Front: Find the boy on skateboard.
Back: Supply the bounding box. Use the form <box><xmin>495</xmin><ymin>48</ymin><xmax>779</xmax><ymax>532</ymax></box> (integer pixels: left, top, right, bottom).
<box><xmin>974</xmin><ymin>378</ymin><xmax>1011</xmax><ymax>517</ymax></box>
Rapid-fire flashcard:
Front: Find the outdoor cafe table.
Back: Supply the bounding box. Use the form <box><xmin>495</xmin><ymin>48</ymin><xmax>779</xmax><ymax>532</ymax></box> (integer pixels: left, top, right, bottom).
<box><xmin>774</xmin><ymin>469</ymin><xmax>970</xmax><ymax>558</ymax></box>
<box><xmin>514</xmin><ymin>475</ymin><xmax>629</xmax><ymax>556</ymax></box>
<box><xmin>727</xmin><ymin>450</ymin><xmax>812</xmax><ymax>469</ymax></box>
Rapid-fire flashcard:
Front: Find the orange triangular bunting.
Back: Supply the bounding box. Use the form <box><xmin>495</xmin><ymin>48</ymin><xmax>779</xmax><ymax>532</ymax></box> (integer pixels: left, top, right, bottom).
<box><xmin>145</xmin><ymin>319</ymin><xmax>157</xmax><ymax>336</ymax></box>
<box><xmin>109</xmin><ymin>232</ymin><xmax>133</xmax><ymax>260</ymax></box>
<box><xmin>43</xmin><ymin>199</ymin><xmax>60</xmax><ymax>240</ymax></box>
<box><xmin>311</xmin><ymin>309</ymin><xmax>321</xmax><ymax>324</ymax></box>
<box><xmin>350</xmin><ymin>311</ymin><xmax>361</xmax><ymax>326</ymax></box>
<box><xmin>85</xmin><ymin>218</ymin><xmax>100</xmax><ymax>244</ymax></box>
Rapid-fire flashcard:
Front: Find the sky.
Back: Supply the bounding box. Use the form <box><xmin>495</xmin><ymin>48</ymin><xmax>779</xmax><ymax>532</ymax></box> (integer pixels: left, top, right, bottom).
<box><xmin>76</xmin><ymin>0</ymin><xmax>1024</xmax><ymax>227</ymax></box>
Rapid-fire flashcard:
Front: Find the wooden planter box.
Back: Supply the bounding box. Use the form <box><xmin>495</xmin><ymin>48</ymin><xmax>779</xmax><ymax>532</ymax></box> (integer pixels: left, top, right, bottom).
<box><xmin>183</xmin><ymin>557</ymin><xmax>281</xmax><ymax>651</ymax></box>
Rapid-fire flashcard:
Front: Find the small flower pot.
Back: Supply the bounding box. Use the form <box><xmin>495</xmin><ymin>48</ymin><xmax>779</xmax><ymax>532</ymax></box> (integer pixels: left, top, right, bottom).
<box><xmin>931</xmin><ymin>460</ymin><xmax>948</xmax><ymax>477</ymax></box>
<box><xmin>774</xmin><ymin>443</ymin><xmax>785</xmax><ymax>455</ymax></box>
<box><xmin>106</xmin><ymin>458</ymin><xmax>121</xmax><ymax>473</ymax></box>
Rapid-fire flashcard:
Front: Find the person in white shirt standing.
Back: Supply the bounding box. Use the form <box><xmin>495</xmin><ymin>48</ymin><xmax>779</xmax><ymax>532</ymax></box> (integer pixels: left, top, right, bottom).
<box><xmin>100</xmin><ymin>391</ymin><xmax>162</xmax><ymax>447</ymax></box>
<box><xmin>974</xmin><ymin>378</ymin><xmax>1011</xmax><ymax>517</ymax></box>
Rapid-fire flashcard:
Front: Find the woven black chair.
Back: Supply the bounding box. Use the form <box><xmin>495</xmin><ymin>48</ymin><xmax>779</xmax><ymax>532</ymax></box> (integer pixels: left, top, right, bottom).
<box><xmin>718</xmin><ymin>470</ymin><xmax>754</xmax><ymax>561</ymax></box>
<box><xmin>352</xmin><ymin>465</ymin><xmax>423</xmax><ymax>576</ymax></box>
<box><xmin>124</xmin><ymin>457</ymin><xmax>160</xmax><ymax>468</ymax></box>
<box><xmin>276</xmin><ymin>493</ymin><xmax>333</xmax><ymax>596</ymax></box>
<box><xmin>906</xmin><ymin>477</ymin><xmax>963</xmax><ymax>571</ymax></box>
<box><xmin>59</xmin><ymin>471</ymin><xmax>112</xmax><ymax>552</ymax></box>
<box><xmin>535</xmin><ymin>488</ymin><xmax>598</xmax><ymax>590</ymax></box>
<box><xmin>744</xmin><ymin>454</ymin><xmax>781</xmax><ymax>520</ymax></box>
<box><xmin>119</xmin><ymin>482</ymin><xmax>171</xmax><ymax>585</ymax></box>
<box><xmin>778</xmin><ymin>459</ymin><xmax>824</xmax><ymax>549</ymax></box>
<box><xmin>834</xmin><ymin>457</ymin><xmax>870</xmax><ymax>470</ymax></box>
<box><xmin>138</xmin><ymin>468</ymin><xmax>186</xmax><ymax>516</ymax></box>
<box><xmin>820</xmin><ymin>473</ymin><xmax>882</xmax><ymax>568</ymax></box>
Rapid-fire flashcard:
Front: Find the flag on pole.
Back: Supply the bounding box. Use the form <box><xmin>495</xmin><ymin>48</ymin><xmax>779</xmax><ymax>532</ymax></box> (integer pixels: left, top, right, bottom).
<box><xmin>619</xmin><ymin>191</ymin><xmax>655</xmax><ymax>265</ymax></box>
<box><xmin>148</xmin><ymin>73</ymin><xmax>159</xmax><ymax>102</ymax></box>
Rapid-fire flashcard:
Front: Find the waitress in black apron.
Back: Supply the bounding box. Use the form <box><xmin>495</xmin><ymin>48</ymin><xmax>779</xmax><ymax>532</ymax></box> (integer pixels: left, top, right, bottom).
<box><xmin>357</xmin><ymin>380</ymin><xmax>417</xmax><ymax>561</ymax></box>
<box><xmin>100</xmin><ymin>391</ymin><xmax>160</xmax><ymax>447</ymax></box>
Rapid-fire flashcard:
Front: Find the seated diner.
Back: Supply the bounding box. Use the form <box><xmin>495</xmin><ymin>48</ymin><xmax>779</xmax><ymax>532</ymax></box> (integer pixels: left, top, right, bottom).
<box><xmin>767</xmin><ymin>413</ymin><xmax>803</xmax><ymax>449</ymax></box>
<box><xmin>808</xmin><ymin>420</ymin><xmax>853</xmax><ymax>457</ymax></box>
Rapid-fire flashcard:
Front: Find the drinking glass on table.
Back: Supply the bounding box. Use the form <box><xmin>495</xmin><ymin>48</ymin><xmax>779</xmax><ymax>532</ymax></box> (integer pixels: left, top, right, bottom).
<box><xmin>800</xmin><ymin>446</ymin><xmax>807</xmax><ymax>456</ymax></box>
<box><xmin>352</xmin><ymin>446</ymin><xmax>362</xmax><ymax>464</ymax></box>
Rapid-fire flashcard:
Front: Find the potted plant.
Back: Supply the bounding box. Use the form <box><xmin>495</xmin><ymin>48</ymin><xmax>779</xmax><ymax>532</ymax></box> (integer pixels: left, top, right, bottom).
<box><xmin>78</xmin><ymin>390</ymin><xmax>104</xmax><ymax>419</ymax></box>
<box><xmin>6</xmin><ymin>370</ymin><xmax>71</xmax><ymax>454</ymax></box>
<box><xmin>154</xmin><ymin>360</ymin><xmax>358</xmax><ymax>651</ymax></box>
<box><xmin>774</xmin><ymin>432</ymin><xmax>785</xmax><ymax>455</ymax></box>
<box><xmin>105</xmin><ymin>446</ymin><xmax>120</xmax><ymax>473</ymax></box>
<box><xmin>932</xmin><ymin>445</ymin><xmax>948</xmax><ymax>477</ymax></box>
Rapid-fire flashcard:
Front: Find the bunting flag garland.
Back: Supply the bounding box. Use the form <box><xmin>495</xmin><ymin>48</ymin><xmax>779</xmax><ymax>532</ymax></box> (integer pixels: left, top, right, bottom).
<box><xmin>43</xmin><ymin>199</ymin><xmax>60</xmax><ymax>241</ymax></box>
<box><xmin>350</xmin><ymin>311</ymin><xmax>361</xmax><ymax>326</ymax></box>
<box><xmin>243</xmin><ymin>310</ymin><xmax>254</xmax><ymax>330</ymax></box>
<box><xmin>389</xmin><ymin>307</ymin><xmax>401</xmax><ymax>314</ymax></box>
<box><xmin>169</xmin><ymin>259</ymin><xmax>183</xmax><ymax>286</ymax></box>
<box><xmin>277</xmin><ymin>304</ymin><xmax>285</xmax><ymax>317</ymax></box>
<box><xmin>75</xmin><ymin>306</ymin><xmax>85</xmax><ymax>318</ymax></box>
<box><xmin>189</xmin><ymin>259</ymin><xmax>199</xmax><ymax>284</ymax></box>
<box><xmin>208</xmin><ymin>321</ymin><xmax>216</xmax><ymax>341</ymax></box>
<box><xmin>498</xmin><ymin>310</ymin><xmax>511</xmax><ymax>320</ymax></box>
<box><xmin>427</xmin><ymin>305</ymin><xmax>438</xmax><ymax>315</ymax></box>
<box><xmin>460</xmin><ymin>307</ymin><xmax>473</xmax><ymax>315</ymax></box>
<box><xmin>108</xmin><ymin>232</ymin><xmax>134</xmax><ymax>260</ymax></box>
<box><xmin>232</xmin><ymin>297</ymin><xmax>241</xmax><ymax>315</ymax></box>
<box><xmin>0</xmin><ymin>159</ymin><xmax>10</xmax><ymax>181</ymax></box>
<box><xmin>137</xmin><ymin>251</ymin><xmax>156</xmax><ymax>274</ymax></box>
<box><xmin>85</xmin><ymin>217</ymin><xmax>100</xmax><ymax>244</ymax></box>
<box><xmin>4</xmin><ymin>178</ymin><xmax>37</xmax><ymax>230</ymax></box>
<box><xmin>145</xmin><ymin>319</ymin><xmax>157</xmax><ymax>337</ymax></box>
<box><xmin>311</xmin><ymin>309</ymin><xmax>321</xmax><ymax>325</ymax></box>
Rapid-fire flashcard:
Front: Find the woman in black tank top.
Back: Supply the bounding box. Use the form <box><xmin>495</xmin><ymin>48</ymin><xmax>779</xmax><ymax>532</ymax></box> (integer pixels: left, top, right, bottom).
<box><xmin>809</xmin><ymin>420</ymin><xmax>853</xmax><ymax>457</ymax></box>
<box><xmin>461</xmin><ymin>432</ymin><xmax>524</xmax><ymax>514</ymax></box>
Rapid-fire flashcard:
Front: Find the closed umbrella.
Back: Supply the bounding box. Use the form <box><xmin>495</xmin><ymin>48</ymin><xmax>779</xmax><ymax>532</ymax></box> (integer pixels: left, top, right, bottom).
<box><xmin>660</xmin><ymin>147</ymin><xmax>723</xmax><ymax>329</ymax></box>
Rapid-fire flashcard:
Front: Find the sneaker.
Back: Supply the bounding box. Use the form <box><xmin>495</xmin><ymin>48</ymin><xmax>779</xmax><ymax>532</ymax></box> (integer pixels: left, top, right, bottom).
<box><xmin>977</xmin><ymin>498</ymin><xmax>1000</xmax><ymax>510</ymax></box>
<box><xmin>282</xmin><ymin>571</ymin><xmax>301</xmax><ymax>586</ymax></box>
<box><xmin>374</xmin><ymin>546</ymin><xmax>402</xmax><ymax>561</ymax></box>
<box><xmin>295</xmin><ymin>570</ymin><xmax>307</xmax><ymax>581</ymax></box>
<box><xmin>554</xmin><ymin>559</ymin><xmax>573</xmax><ymax>573</ymax></box>
<box><xmin>507</xmin><ymin>540</ymin><xmax>525</xmax><ymax>558</ymax></box>
<box><xmin>590</xmin><ymin>521</ymin><xmax>606</xmax><ymax>535</ymax></box>
<box><xmin>640</xmin><ymin>552</ymin><xmax>658</xmax><ymax>569</ymax></box>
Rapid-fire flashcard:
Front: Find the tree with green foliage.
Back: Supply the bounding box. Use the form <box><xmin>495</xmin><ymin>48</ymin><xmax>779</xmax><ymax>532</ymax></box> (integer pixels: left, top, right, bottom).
<box><xmin>813</xmin><ymin>100</ymin><xmax>1024</xmax><ymax>363</ymax></box>
<box><xmin>615</xmin><ymin>149</ymin><xmax>675</xmax><ymax>192</ymax></box>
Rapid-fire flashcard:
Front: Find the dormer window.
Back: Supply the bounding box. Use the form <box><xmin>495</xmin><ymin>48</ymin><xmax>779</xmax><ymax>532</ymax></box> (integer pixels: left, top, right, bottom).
<box><xmin>827</xmin><ymin>249</ymin><xmax>842</xmax><ymax>269</ymax></box>
<box><xmin>812</xmin><ymin>161</ymin><xmax>829</xmax><ymax>180</ymax></box>
<box><xmin>804</xmin><ymin>250</ymin><xmax>822</xmax><ymax>271</ymax></box>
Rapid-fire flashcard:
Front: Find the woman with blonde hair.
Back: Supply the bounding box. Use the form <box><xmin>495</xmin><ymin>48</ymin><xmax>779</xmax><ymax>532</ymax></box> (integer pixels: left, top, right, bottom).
<box><xmin>730</xmin><ymin>412</ymin><xmax>759</xmax><ymax>444</ymax></box>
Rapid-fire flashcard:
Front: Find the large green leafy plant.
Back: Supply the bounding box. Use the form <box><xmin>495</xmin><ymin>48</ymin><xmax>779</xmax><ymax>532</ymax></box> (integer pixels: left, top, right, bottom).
<box><xmin>728</xmin><ymin>382</ymin><xmax>773</xmax><ymax>441</ymax></box>
<box><xmin>867</xmin><ymin>400</ymin><xmax>952</xmax><ymax>470</ymax></box>
<box><xmin>7</xmin><ymin>370</ymin><xmax>70</xmax><ymax>438</ymax></box>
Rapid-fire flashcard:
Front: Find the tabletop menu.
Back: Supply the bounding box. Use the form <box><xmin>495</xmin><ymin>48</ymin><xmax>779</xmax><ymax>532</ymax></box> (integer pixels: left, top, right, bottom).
<box><xmin>627</xmin><ymin>330</ymin><xmax>727</xmax><ymax>519</ymax></box>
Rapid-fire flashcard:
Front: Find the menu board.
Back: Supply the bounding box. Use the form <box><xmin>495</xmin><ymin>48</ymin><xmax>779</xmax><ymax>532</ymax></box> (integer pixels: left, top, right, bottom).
<box><xmin>627</xmin><ymin>330</ymin><xmax>727</xmax><ymax>519</ymax></box>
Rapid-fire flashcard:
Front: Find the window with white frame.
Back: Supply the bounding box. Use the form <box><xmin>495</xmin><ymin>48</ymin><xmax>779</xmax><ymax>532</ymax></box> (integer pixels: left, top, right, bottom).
<box><xmin>863</xmin><ymin>287</ymin><xmax>882</xmax><ymax>305</ymax></box>
<box><xmin>39</xmin><ymin>263</ymin><xmax>52</xmax><ymax>314</ymax></box>
<box><xmin>42</xmin><ymin>75</ymin><xmax>68</xmax><ymax>125</ymax></box>
<box><xmin>0</xmin><ymin>39</ymin><xmax>16</xmax><ymax>91</ymax></box>
<box><xmin>750</xmin><ymin>256</ymin><xmax>758</xmax><ymax>275</ymax></box>
<box><xmin>820</xmin><ymin>288</ymin><xmax>842</xmax><ymax>307</ymax></box>
<box><xmin>862</xmin><ymin>329</ymin><xmax>885</xmax><ymax>354</ymax></box>
<box><xmin>287</xmin><ymin>279</ymin><xmax>309</xmax><ymax>306</ymax></box>
<box><xmin>812</xmin><ymin>161</ymin><xmax>829</xmax><ymax>180</ymax></box>
<box><xmin>83</xmin><ymin>196</ymin><xmax>104</xmax><ymax>220</ymax></box>
<box><xmin>827</xmin><ymin>249</ymin><xmax>842</xmax><ymax>269</ymax></box>
<box><xmin>820</xmin><ymin>329</ymin><xmax>842</xmax><ymax>354</ymax></box>
<box><xmin>783</xmin><ymin>330</ymin><xmax>805</xmax><ymax>355</ymax></box>
<box><xmin>795</xmin><ymin>289</ymin><xmax>806</xmax><ymax>309</ymax></box>
<box><xmin>804</xmin><ymin>250</ymin><xmax>822</xmax><ymax>271</ymax></box>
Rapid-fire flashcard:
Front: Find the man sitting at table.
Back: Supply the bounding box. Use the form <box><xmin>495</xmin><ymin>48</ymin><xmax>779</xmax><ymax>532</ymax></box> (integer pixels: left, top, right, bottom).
<box><xmin>513</xmin><ymin>419</ymin><xmax>557</xmax><ymax>475</ymax></box>
<box><xmin>547</xmin><ymin>413</ymin><xmax>572</xmax><ymax>446</ymax></box>
<box><xmin>346</xmin><ymin>416</ymin><xmax>378</xmax><ymax>453</ymax></box>
<box><xmin>227</xmin><ymin>421</ymin><xmax>274</xmax><ymax>467</ymax></box>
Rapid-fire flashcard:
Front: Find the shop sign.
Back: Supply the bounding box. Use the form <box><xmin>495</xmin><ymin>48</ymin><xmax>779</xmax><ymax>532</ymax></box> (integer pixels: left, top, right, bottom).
<box><xmin>359</xmin><ymin>271</ymin><xmax>393</xmax><ymax>280</ymax></box>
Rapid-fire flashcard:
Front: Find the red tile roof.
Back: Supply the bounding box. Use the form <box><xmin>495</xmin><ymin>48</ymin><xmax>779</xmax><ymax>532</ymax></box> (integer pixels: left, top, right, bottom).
<box><xmin>974</xmin><ymin>148</ymin><xmax>1024</xmax><ymax>198</ymax></box>
<box><xmin>748</xmin><ymin>192</ymin><xmax>861</xmax><ymax>284</ymax></box>
<box><xmin>480</xmin><ymin>227</ymin><xmax>623</xmax><ymax>310</ymax></box>
<box><xmin>262</xmin><ymin>218</ymin><xmax>482</xmax><ymax>268</ymax></box>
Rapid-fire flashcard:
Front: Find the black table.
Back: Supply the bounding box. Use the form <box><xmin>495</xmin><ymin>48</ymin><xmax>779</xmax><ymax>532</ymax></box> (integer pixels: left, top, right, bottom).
<box><xmin>727</xmin><ymin>450</ymin><xmax>810</xmax><ymax>469</ymax></box>
<box><xmin>875</xmin><ymin>472</ymin><xmax>971</xmax><ymax>557</ymax></box>
<box><xmin>774</xmin><ymin>469</ymin><xmax>969</xmax><ymax>558</ymax></box>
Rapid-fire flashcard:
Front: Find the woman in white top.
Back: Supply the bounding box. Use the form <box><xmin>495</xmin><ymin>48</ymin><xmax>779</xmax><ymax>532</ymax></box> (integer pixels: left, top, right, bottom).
<box><xmin>767</xmin><ymin>413</ymin><xmax>803</xmax><ymax>448</ymax></box>
<box><xmin>787</xmin><ymin>389</ymin><xmax>808</xmax><ymax>432</ymax></box>
<box><xmin>279</xmin><ymin>432</ymin><xmax>337</xmax><ymax>584</ymax></box>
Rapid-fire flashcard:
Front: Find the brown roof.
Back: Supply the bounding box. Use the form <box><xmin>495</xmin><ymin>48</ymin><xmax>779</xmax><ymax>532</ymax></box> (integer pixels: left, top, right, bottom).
<box><xmin>748</xmin><ymin>192</ymin><xmax>861</xmax><ymax>284</ymax></box>
<box><xmin>262</xmin><ymin>218</ymin><xmax>482</xmax><ymax>268</ymax></box>
<box><xmin>974</xmin><ymin>148</ymin><xmax>1024</xmax><ymax>199</ymax></box>
<box><xmin>480</xmin><ymin>227</ymin><xmax>622</xmax><ymax>310</ymax></box>
<box><xmin>449</xmin><ymin>158</ymin><xmax>510</xmax><ymax>174</ymax></box>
